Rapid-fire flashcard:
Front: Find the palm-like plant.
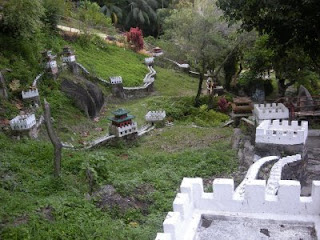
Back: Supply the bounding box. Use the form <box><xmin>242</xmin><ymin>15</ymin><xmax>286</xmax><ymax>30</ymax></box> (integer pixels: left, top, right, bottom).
<box><xmin>101</xmin><ymin>0</ymin><xmax>123</xmax><ymax>24</ymax></box>
<box><xmin>125</xmin><ymin>0</ymin><xmax>158</xmax><ymax>27</ymax></box>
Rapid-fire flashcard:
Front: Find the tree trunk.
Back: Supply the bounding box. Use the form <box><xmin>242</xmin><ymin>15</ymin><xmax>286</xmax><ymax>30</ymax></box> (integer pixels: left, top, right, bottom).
<box><xmin>194</xmin><ymin>72</ymin><xmax>204</xmax><ymax>107</ymax></box>
<box><xmin>0</xmin><ymin>72</ymin><xmax>8</xmax><ymax>100</ymax></box>
<box><xmin>43</xmin><ymin>99</ymin><xmax>62</xmax><ymax>177</ymax></box>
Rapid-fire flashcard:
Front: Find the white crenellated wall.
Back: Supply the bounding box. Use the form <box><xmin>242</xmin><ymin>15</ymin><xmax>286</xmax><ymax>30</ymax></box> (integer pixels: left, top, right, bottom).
<box><xmin>143</xmin><ymin>66</ymin><xmax>156</xmax><ymax>83</ymax></box>
<box><xmin>22</xmin><ymin>88</ymin><xmax>39</xmax><ymax>99</ymax></box>
<box><xmin>255</xmin><ymin>120</ymin><xmax>308</xmax><ymax>145</ymax></box>
<box><xmin>145</xmin><ymin>111</ymin><xmax>166</xmax><ymax>122</ymax></box>
<box><xmin>109</xmin><ymin>76</ymin><xmax>123</xmax><ymax>84</ymax></box>
<box><xmin>254</xmin><ymin>103</ymin><xmax>289</xmax><ymax>124</ymax></box>
<box><xmin>110</xmin><ymin>122</ymin><xmax>138</xmax><ymax>137</ymax></box>
<box><xmin>10</xmin><ymin>114</ymin><xmax>36</xmax><ymax>130</ymax></box>
<box><xmin>156</xmin><ymin>177</ymin><xmax>320</xmax><ymax>240</ymax></box>
<box><xmin>145</xmin><ymin>57</ymin><xmax>154</xmax><ymax>65</ymax></box>
<box><xmin>62</xmin><ymin>55</ymin><xmax>76</xmax><ymax>63</ymax></box>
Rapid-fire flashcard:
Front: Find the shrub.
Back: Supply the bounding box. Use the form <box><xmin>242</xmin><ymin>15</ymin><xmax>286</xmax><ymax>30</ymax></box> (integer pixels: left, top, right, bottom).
<box><xmin>126</xmin><ymin>27</ymin><xmax>144</xmax><ymax>51</ymax></box>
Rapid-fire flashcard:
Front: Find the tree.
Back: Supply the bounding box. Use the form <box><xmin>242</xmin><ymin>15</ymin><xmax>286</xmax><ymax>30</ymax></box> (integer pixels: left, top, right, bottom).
<box><xmin>126</xmin><ymin>27</ymin><xmax>144</xmax><ymax>51</ymax></box>
<box><xmin>163</xmin><ymin>3</ymin><xmax>238</xmax><ymax>107</ymax></box>
<box><xmin>125</xmin><ymin>0</ymin><xmax>158</xmax><ymax>32</ymax></box>
<box><xmin>217</xmin><ymin>0</ymin><xmax>320</xmax><ymax>70</ymax></box>
<box><xmin>1</xmin><ymin>0</ymin><xmax>44</xmax><ymax>39</ymax></box>
<box><xmin>101</xmin><ymin>0</ymin><xmax>123</xmax><ymax>24</ymax></box>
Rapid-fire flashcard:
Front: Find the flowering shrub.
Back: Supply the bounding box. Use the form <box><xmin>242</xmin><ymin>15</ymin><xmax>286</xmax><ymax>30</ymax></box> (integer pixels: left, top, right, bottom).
<box><xmin>126</xmin><ymin>27</ymin><xmax>144</xmax><ymax>51</ymax></box>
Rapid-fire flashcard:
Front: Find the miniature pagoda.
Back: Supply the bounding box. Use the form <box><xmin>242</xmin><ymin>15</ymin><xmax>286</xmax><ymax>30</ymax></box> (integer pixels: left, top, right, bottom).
<box><xmin>42</xmin><ymin>50</ymin><xmax>58</xmax><ymax>75</ymax></box>
<box><xmin>231</xmin><ymin>97</ymin><xmax>253</xmax><ymax>116</ymax></box>
<box><xmin>108</xmin><ymin>109</ymin><xmax>138</xmax><ymax>137</ymax></box>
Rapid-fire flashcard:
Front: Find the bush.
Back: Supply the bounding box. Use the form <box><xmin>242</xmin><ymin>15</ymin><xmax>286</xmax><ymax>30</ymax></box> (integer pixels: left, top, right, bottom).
<box><xmin>126</xmin><ymin>27</ymin><xmax>144</xmax><ymax>51</ymax></box>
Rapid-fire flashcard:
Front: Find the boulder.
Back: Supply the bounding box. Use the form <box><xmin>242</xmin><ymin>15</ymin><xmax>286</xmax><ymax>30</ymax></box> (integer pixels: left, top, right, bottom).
<box><xmin>61</xmin><ymin>77</ymin><xmax>104</xmax><ymax>118</ymax></box>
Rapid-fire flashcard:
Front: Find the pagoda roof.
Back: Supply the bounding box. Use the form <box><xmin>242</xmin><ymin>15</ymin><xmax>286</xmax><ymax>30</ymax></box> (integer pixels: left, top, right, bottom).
<box><xmin>111</xmin><ymin>108</ymin><xmax>130</xmax><ymax>116</ymax></box>
<box><xmin>108</xmin><ymin>114</ymin><xmax>135</xmax><ymax>123</ymax></box>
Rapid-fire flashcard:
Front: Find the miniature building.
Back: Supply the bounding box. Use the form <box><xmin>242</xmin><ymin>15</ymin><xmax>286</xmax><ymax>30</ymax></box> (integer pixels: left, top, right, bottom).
<box><xmin>145</xmin><ymin>111</ymin><xmax>166</xmax><ymax>123</ymax></box>
<box><xmin>255</xmin><ymin>120</ymin><xmax>308</xmax><ymax>145</ymax></box>
<box><xmin>153</xmin><ymin>47</ymin><xmax>163</xmax><ymax>57</ymax></box>
<box><xmin>21</xmin><ymin>88</ymin><xmax>39</xmax><ymax>100</ymax></box>
<box><xmin>156</xmin><ymin>177</ymin><xmax>320</xmax><ymax>240</ymax></box>
<box><xmin>62</xmin><ymin>46</ymin><xmax>76</xmax><ymax>63</ymax></box>
<box><xmin>109</xmin><ymin>76</ymin><xmax>123</xmax><ymax>84</ymax></box>
<box><xmin>254</xmin><ymin>103</ymin><xmax>289</xmax><ymax>124</ymax></box>
<box><xmin>108</xmin><ymin>109</ymin><xmax>138</xmax><ymax>137</ymax></box>
<box><xmin>10</xmin><ymin>114</ymin><xmax>36</xmax><ymax>131</ymax></box>
<box><xmin>231</xmin><ymin>97</ymin><xmax>253</xmax><ymax>114</ymax></box>
<box><xmin>145</xmin><ymin>57</ymin><xmax>154</xmax><ymax>66</ymax></box>
<box><xmin>42</xmin><ymin>50</ymin><xmax>58</xmax><ymax>75</ymax></box>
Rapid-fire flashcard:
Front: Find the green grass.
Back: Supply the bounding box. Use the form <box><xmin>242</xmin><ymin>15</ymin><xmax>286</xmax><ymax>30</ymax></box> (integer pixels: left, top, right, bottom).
<box><xmin>72</xmin><ymin>37</ymin><xmax>148</xmax><ymax>87</ymax></box>
<box><xmin>1</xmin><ymin>33</ymin><xmax>237</xmax><ymax>240</ymax></box>
<box><xmin>0</xmin><ymin>125</ymin><xmax>236</xmax><ymax>239</ymax></box>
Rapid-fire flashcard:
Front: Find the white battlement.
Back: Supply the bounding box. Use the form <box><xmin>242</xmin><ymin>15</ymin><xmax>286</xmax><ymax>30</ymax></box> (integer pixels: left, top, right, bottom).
<box><xmin>156</xmin><ymin>177</ymin><xmax>320</xmax><ymax>240</ymax></box>
<box><xmin>109</xmin><ymin>76</ymin><xmax>123</xmax><ymax>84</ymax></box>
<box><xmin>145</xmin><ymin>111</ymin><xmax>166</xmax><ymax>122</ymax></box>
<box><xmin>22</xmin><ymin>88</ymin><xmax>39</xmax><ymax>99</ymax></box>
<box><xmin>10</xmin><ymin>114</ymin><xmax>36</xmax><ymax>131</ymax></box>
<box><xmin>254</xmin><ymin>103</ymin><xmax>289</xmax><ymax>124</ymax></box>
<box><xmin>255</xmin><ymin>120</ymin><xmax>308</xmax><ymax>145</ymax></box>
<box><xmin>145</xmin><ymin>57</ymin><xmax>154</xmax><ymax>65</ymax></box>
<box><xmin>62</xmin><ymin>55</ymin><xmax>76</xmax><ymax>63</ymax></box>
<box><xmin>110</xmin><ymin>122</ymin><xmax>138</xmax><ymax>137</ymax></box>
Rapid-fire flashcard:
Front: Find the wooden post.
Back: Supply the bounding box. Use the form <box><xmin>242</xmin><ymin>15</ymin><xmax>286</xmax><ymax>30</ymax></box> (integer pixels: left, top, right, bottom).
<box><xmin>43</xmin><ymin>99</ymin><xmax>62</xmax><ymax>177</ymax></box>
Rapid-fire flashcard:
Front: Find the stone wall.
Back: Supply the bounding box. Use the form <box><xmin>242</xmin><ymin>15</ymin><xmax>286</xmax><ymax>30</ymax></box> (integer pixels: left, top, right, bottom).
<box><xmin>22</xmin><ymin>89</ymin><xmax>39</xmax><ymax>99</ymax></box>
<box><xmin>256</xmin><ymin>120</ymin><xmax>308</xmax><ymax>145</ymax></box>
<box><xmin>156</xmin><ymin>177</ymin><xmax>320</xmax><ymax>240</ymax></box>
<box><xmin>10</xmin><ymin>114</ymin><xmax>36</xmax><ymax>130</ymax></box>
<box><xmin>254</xmin><ymin>103</ymin><xmax>289</xmax><ymax>124</ymax></box>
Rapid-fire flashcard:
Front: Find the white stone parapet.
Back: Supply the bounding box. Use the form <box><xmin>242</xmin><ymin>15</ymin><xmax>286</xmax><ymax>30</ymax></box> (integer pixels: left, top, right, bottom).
<box><xmin>22</xmin><ymin>88</ymin><xmax>39</xmax><ymax>99</ymax></box>
<box><xmin>62</xmin><ymin>55</ymin><xmax>76</xmax><ymax>63</ymax></box>
<box><xmin>145</xmin><ymin>57</ymin><xmax>154</xmax><ymax>65</ymax></box>
<box><xmin>143</xmin><ymin>66</ymin><xmax>156</xmax><ymax>83</ymax></box>
<box><xmin>266</xmin><ymin>154</ymin><xmax>302</xmax><ymax>196</ymax></box>
<box><xmin>156</xmin><ymin>177</ymin><xmax>320</xmax><ymax>240</ymax></box>
<box><xmin>255</xmin><ymin>120</ymin><xmax>308</xmax><ymax>145</ymax></box>
<box><xmin>145</xmin><ymin>111</ymin><xmax>166</xmax><ymax>122</ymax></box>
<box><xmin>109</xmin><ymin>76</ymin><xmax>123</xmax><ymax>84</ymax></box>
<box><xmin>110</xmin><ymin>122</ymin><xmax>138</xmax><ymax>137</ymax></box>
<box><xmin>10</xmin><ymin>114</ymin><xmax>36</xmax><ymax>130</ymax></box>
<box><xmin>254</xmin><ymin>103</ymin><xmax>289</xmax><ymax>124</ymax></box>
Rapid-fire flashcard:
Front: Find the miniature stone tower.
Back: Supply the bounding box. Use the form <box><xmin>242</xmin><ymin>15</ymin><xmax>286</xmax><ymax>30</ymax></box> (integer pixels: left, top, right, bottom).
<box><xmin>42</xmin><ymin>50</ymin><xmax>58</xmax><ymax>77</ymax></box>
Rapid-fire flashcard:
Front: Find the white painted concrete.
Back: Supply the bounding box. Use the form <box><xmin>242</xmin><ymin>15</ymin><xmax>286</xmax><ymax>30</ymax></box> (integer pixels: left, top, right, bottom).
<box><xmin>109</xmin><ymin>122</ymin><xmax>138</xmax><ymax>137</ymax></box>
<box><xmin>62</xmin><ymin>55</ymin><xmax>76</xmax><ymax>63</ymax></box>
<box><xmin>235</xmin><ymin>156</ymin><xmax>279</xmax><ymax>198</ymax></box>
<box><xmin>145</xmin><ymin>57</ymin><xmax>154</xmax><ymax>65</ymax></box>
<box><xmin>109</xmin><ymin>76</ymin><xmax>123</xmax><ymax>84</ymax></box>
<box><xmin>256</xmin><ymin>120</ymin><xmax>308</xmax><ymax>145</ymax></box>
<box><xmin>10</xmin><ymin>114</ymin><xmax>36</xmax><ymax>130</ymax></box>
<box><xmin>145</xmin><ymin>111</ymin><xmax>166</xmax><ymax>122</ymax></box>
<box><xmin>254</xmin><ymin>103</ymin><xmax>289</xmax><ymax>124</ymax></box>
<box><xmin>156</xmin><ymin>178</ymin><xmax>320</xmax><ymax>240</ymax></box>
<box><xmin>266</xmin><ymin>154</ymin><xmax>302</xmax><ymax>195</ymax></box>
<box><xmin>22</xmin><ymin>88</ymin><xmax>39</xmax><ymax>99</ymax></box>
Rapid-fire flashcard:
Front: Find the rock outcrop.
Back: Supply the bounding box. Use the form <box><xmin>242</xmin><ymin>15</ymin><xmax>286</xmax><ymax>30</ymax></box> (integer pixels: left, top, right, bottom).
<box><xmin>61</xmin><ymin>76</ymin><xmax>104</xmax><ymax>118</ymax></box>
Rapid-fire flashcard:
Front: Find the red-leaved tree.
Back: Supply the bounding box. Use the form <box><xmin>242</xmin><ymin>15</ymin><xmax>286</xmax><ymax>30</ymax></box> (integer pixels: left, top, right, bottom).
<box><xmin>126</xmin><ymin>27</ymin><xmax>144</xmax><ymax>51</ymax></box>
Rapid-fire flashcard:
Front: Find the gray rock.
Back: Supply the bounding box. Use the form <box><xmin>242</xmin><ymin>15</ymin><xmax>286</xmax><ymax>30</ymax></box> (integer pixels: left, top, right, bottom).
<box><xmin>61</xmin><ymin>77</ymin><xmax>104</xmax><ymax>118</ymax></box>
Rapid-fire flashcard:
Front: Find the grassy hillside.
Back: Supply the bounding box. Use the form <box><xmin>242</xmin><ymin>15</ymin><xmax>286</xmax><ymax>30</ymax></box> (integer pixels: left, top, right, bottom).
<box><xmin>72</xmin><ymin>37</ymin><xmax>148</xmax><ymax>87</ymax></box>
<box><xmin>0</xmin><ymin>34</ymin><xmax>236</xmax><ymax>239</ymax></box>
